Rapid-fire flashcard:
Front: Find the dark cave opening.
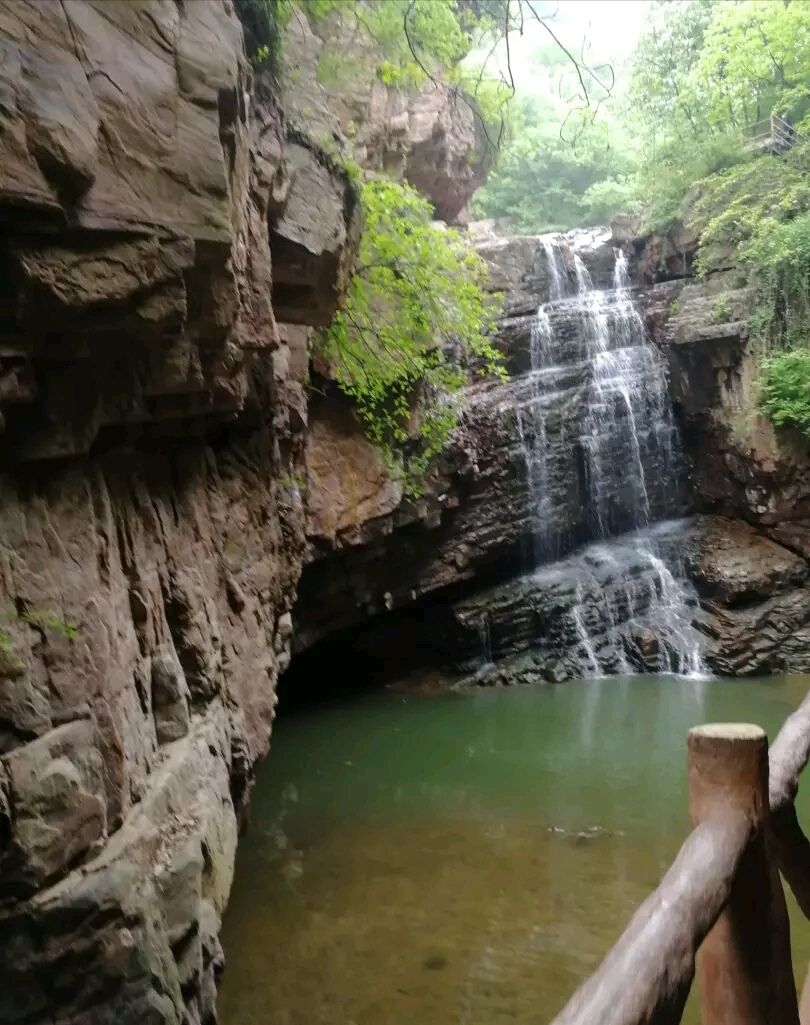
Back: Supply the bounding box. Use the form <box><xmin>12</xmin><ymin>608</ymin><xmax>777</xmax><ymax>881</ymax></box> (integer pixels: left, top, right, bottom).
<box><xmin>276</xmin><ymin>598</ymin><xmax>464</xmax><ymax>715</ymax></box>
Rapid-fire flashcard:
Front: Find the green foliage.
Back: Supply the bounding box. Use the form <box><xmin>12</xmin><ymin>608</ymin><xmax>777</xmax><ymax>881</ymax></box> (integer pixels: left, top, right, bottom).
<box><xmin>21</xmin><ymin>609</ymin><xmax>79</xmax><ymax>640</ymax></box>
<box><xmin>628</xmin><ymin>0</ymin><xmax>810</xmax><ymax>232</ymax></box>
<box><xmin>302</xmin><ymin>0</ymin><xmax>474</xmax><ymax>90</ymax></box>
<box><xmin>471</xmin><ymin>95</ymin><xmax>636</xmax><ymax>232</ymax></box>
<box><xmin>235</xmin><ymin>0</ymin><xmax>294</xmax><ymax>70</ymax></box>
<box><xmin>320</xmin><ymin>178</ymin><xmax>504</xmax><ymax>492</ymax></box>
<box><xmin>277</xmin><ymin>472</ymin><xmax>308</xmax><ymax>491</ymax></box>
<box><xmin>0</xmin><ymin>606</ymin><xmax>78</xmax><ymax>677</ymax></box>
<box><xmin>629</xmin><ymin>0</ymin><xmax>714</xmax><ymax>145</ymax></box>
<box><xmin>238</xmin><ymin>0</ymin><xmax>346</xmax><ymax>69</ymax></box>
<box><xmin>760</xmin><ymin>350</ymin><xmax>810</xmax><ymax>436</ymax></box>
<box><xmin>745</xmin><ymin>208</ymin><xmax>810</xmax><ymax>349</ymax></box>
<box><xmin>475</xmin><ymin>0</ymin><xmax>810</xmax><ymax>236</ymax></box>
<box><xmin>626</xmin><ymin>0</ymin><xmax>748</xmax><ymax>231</ymax></box>
<box><xmin>698</xmin><ymin>1</ymin><xmax>810</xmax><ymax>131</ymax></box>
<box><xmin>691</xmin><ymin>146</ymin><xmax>810</xmax><ymax>273</ymax></box>
<box><xmin>689</xmin><ymin>148</ymin><xmax>810</xmax><ymax>437</ymax></box>
<box><xmin>711</xmin><ymin>295</ymin><xmax>731</xmax><ymax>324</ymax></box>
<box><xmin>635</xmin><ymin>135</ymin><xmax>745</xmax><ymax>234</ymax></box>
<box><xmin>0</xmin><ymin>629</ymin><xmax>23</xmax><ymax>678</ymax></box>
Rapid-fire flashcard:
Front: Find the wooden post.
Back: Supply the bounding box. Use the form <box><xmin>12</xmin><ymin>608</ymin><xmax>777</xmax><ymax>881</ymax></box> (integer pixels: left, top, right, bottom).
<box><xmin>688</xmin><ymin>723</ymin><xmax>799</xmax><ymax>1025</ymax></box>
<box><xmin>800</xmin><ymin>963</ymin><xmax>810</xmax><ymax>1025</ymax></box>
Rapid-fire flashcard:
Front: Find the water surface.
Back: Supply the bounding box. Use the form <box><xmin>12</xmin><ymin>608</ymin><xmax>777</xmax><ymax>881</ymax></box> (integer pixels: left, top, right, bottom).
<box><xmin>219</xmin><ymin>674</ymin><xmax>810</xmax><ymax>1024</ymax></box>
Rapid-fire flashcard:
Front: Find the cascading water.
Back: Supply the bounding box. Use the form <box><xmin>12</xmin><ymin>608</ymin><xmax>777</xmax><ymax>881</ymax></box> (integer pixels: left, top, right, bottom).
<box><xmin>511</xmin><ymin>234</ymin><xmax>705</xmax><ymax>678</ymax></box>
<box><xmin>541</xmin><ymin>236</ymin><xmax>567</xmax><ymax>302</ymax></box>
<box><xmin>515</xmin><ymin>297</ymin><xmax>555</xmax><ymax>563</ymax></box>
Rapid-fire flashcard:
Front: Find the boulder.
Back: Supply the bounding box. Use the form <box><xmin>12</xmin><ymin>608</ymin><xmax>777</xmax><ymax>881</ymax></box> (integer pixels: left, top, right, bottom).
<box><xmin>685</xmin><ymin>516</ymin><xmax>808</xmax><ymax>605</ymax></box>
<box><xmin>1</xmin><ymin>720</ymin><xmax>106</xmax><ymax>897</ymax></box>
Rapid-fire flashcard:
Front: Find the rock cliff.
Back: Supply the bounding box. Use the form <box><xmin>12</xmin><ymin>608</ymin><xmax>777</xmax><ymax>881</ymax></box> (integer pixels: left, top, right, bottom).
<box><xmin>276</xmin><ymin>4</ymin><xmax>492</xmax><ymax>222</ymax></box>
<box><xmin>293</xmin><ymin>225</ymin><xmax>810</xmax><ymax>684</ymax></box>
<box><xmin>0</xmin><ymin>3</ymin><xmax>358</xmax><ymax>1023</ymax></box>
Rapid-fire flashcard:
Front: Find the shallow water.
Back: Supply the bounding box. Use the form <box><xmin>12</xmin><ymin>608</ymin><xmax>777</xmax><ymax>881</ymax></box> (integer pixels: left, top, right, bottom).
<box><xmin>219</xmin><ymin>674</ymin><xmax>810</xmax><ymax>1024</ymax></box>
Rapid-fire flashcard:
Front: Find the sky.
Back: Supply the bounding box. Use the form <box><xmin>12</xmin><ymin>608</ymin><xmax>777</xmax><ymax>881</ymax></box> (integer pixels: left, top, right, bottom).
<box><xmin>553</xmin><ymin>0</ymin><xmax>651</xmax><ymax>59</ymax></box>
<box><xmin>506</xmin><ymin>1</ymin><xmax>652</xmax><ymax>87</ymax></box>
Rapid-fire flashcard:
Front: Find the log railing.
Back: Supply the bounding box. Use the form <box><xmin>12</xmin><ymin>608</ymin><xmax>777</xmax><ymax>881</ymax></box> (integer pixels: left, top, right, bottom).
<box><xmin>745</xmin><ymin>114</ymin><xmax>805</xmax><ymax>154</ymax></box>
<box><xmin>551</xmin><ymin>689</ymin><xmax>810</xmax><ymax>1025</ymax></box>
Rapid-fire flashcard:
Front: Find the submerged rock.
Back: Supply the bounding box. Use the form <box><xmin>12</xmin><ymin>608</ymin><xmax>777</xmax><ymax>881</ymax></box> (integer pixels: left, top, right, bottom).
<box><xmin>542</xmin><ymin>659</ymin><xmax>570</xmax><ymax>684</ymax></box>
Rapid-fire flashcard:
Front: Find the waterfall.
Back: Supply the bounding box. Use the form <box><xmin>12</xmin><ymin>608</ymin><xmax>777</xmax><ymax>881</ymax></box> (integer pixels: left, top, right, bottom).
<box><xmin>565</xmin><ymin>527</ymin><xmax>705</xmax><ymax>678</ymax></box>
<box><xmin>540</xmin><ymin>236</ymin><xmax>566</xmax><ymax>301</ymax></box>
<box><xmin>513</xmin><ymin>245</ymin><xmax>560</xmax><ymax>563</ymax></box>
<box><xmin>511</xmin><ymin>235</ymin><xmax>705</xmax><ymax>678</ymax></box>
<box><xmin>477</xmin><ymin>612</ymin><xmax>493</xmax><ymax>668</ymax></box>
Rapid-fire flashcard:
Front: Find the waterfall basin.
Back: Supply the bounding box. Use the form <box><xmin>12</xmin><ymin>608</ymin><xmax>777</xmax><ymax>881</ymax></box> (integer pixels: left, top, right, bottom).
<box><xmin>218</xmin><ymin>674</ymin><xmax>810</xmax><ymax>1025</ymax></box>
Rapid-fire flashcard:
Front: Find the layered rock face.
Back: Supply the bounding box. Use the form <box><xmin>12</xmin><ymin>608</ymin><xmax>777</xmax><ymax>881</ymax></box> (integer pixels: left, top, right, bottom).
<box><xmin>439</xmin><ymin>514</ymin><xmax>810</xmax><ymax>680</ymax></box>
<box><xmin>0</xmin><ymin>3</ymin><xmax>357</xmax><ymax>1023</ymax></box>
<box><xmin>667</xmin><ymin>278</ymin><xmax>810</xmax><ymax>527</ymax></box>
<box><xmin>295</xmin><ymin>230</ymin><xmax>689</xmax><ymax>655</ymax></box>
<box><xmin>295</xmin><ymin>226</ymin><xmax>810</xmax><ymax>682</ymax></box>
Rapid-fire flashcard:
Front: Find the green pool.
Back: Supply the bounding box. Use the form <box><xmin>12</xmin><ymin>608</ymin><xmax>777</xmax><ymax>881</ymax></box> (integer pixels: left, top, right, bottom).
<box><xmin>219</xmin><ymin>673</ymin><xmax>810</xmax><ymax>1024</ymax></box>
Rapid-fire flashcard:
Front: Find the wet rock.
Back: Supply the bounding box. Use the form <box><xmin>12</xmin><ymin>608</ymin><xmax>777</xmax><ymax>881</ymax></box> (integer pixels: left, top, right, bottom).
<box><xmin>622</xmin><ymin>627</ymin><xmax>662</xmax><ymax>673</ymax></box>
<box><xmin>666</xmin><ymin>283</ymin><xmax>810</xmax><ymax>526</ymax></box>
<box><xmin>294</xmin><ymin>233</ymin><xmax>691</xmax><ymax>653</ymax></box>
<box><xmin>681</xmin><ymin>516</ymin><xmax>810</xmax><ymax>674</ymax></box>
<box><xmin>541</xmin><ymin>659</ymin><xmax>570</xmax><ymax>684</ymax></box>
<box><xmin>446</xmin><ymin>521</ymin><xmax>704</xmax><ymax>677</ymax></box>
<box><xmin>633</xmin><ymin>220</ymin><xmax>698</xmax><ymax>283</ymax></box>
<box><xmin>686</xmin><ymin>516</ymin><xmax>808</xmax><ymax>605</ymax></box>
<box><xmin>768</xmin><ymin>522</ymin><xmax>810</xmax><ymax>560</ymax></box>
<box><xmin>632</xmin><ymin>627</ymin><xmax>659</xmax><ymax>657</ymax></box>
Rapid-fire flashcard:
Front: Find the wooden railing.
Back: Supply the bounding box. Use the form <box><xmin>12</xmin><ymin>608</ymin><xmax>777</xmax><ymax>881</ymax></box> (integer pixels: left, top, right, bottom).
<box><xmin>550</xmin><ymin>689</ymin><xmax>810</xmax><ymax>1025</ymax></box>
<box><xmin>746</xmin><ymin>114</ymin><xmax>805</xmax><ymax>154</ymax></box>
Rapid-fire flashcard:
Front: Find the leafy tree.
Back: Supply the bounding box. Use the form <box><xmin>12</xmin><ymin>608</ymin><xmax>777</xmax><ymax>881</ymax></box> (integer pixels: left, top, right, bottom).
<box><xmin>691</xmin><ymin>146</ymin><xmax>810</xmax><ymax>274</ymax></box>
<box><xmin>628</xmin><ymin>0</ymin><xmax>810</xmax><ymax>231</ymax></box>
<box><xmin>626</xmin><ymin>1</ymin><xmax>744</xmax><ymax>230</ymax></box>
<box><xmin>325</xmin><ymin>0</ymin><xmax>474</xmax><ymax>88</ymax></box>
<box><xmin>319</xmin><ymin>179</ymin><xmax>504</xmax><ymax>491</ymax></box>
<box><xmin>697</xmin><ymin>1</ymin><xmax>810</xmax><ymax>132</ymax></box>
<box><xmin>471</xmin><ymin>94</ymin><xmax>635</xmax><ymax>232</ymax></box>
<box><xmin>760</xmin><ymin>350</ymin><xmax>810</xmax><ymax>438</ymax></box>
<box><xmin>628</xmin><ymin>0</ymin><xmax>713</xmax><ymax>146</ymax></box>
<box><xmin>270</xmin><ymin>1</ymin><xmax>617</xmax><ymax>156</ymax></box>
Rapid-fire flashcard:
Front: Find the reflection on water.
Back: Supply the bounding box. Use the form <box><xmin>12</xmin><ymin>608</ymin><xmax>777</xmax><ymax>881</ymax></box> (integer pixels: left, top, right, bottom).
<box><xmin>219</xmin><ymin>674</ymin><xmax>810</xmax><ymax>1025</ymax></box>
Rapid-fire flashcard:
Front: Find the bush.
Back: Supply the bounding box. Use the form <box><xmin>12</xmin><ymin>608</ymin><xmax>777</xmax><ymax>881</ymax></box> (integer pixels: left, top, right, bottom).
<box><xmin>319</xmin><ymin>178</ymin><xmax>504</xmax><ymax>492</ymax></box>
<box><xmin>637</xmin><ymin>134</ymin><xmax>745</xmax><ymax>235</ymax></box>
<box><xmin>711</xmin><ymin>295</ymin><xmax>731</xmax><ymax>323</ymax></box>
<box><xmin>760</xmin><ymin>349</ymin><xmax>810</xmax><ymax>436</ymax></box>
<box><xmin>234</xmin><ymin>0</ymin><xmax>294</xmax><ymax>70</ymax></box>
<box><xmin>691</xmin><ymin>145</ymin><xmax>810</xmax><ymax>275</ymax></box>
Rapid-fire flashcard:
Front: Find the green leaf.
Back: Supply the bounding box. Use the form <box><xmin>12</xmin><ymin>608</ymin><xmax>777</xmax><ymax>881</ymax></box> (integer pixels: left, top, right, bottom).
<box><xmin>319</xmin><ymin>178</ymin><xmax>504</xmax><ymax>495</ymax></box>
